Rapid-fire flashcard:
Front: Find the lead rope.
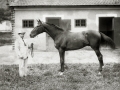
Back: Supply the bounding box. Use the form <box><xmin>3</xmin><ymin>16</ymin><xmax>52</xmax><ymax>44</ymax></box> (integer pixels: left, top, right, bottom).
<box><xmin>22</xmin><ymin>38</ymin><xmax>34</xmax><ymax>57</ymax></box>
<box><xmin>22</xmin><ymin>39</ymin><xmax>27</xmax><ymax>46</ymax></box>
<box><xmin>30</xmin><ymin>43</ymin><xmax>34</xmax><ymax>57</ymax></box>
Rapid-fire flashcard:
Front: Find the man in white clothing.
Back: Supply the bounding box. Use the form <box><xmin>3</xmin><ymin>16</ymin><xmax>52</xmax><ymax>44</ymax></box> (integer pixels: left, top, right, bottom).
<box><xmin>15</xmin><ymin>30</ymin><xmax>30</xmax><ymax>77</ymax></box>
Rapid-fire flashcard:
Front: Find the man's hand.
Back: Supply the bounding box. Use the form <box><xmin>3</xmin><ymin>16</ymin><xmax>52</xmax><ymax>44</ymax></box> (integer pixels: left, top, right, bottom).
<box><xmin>23</xmin><ymin>56</ymin><xmax>28</xmax><ymax>60</ymax></box>
<box><xmin>19</xmin><ymin>56</ymin><xmax>23</xmax><ymax>59</ymax></box>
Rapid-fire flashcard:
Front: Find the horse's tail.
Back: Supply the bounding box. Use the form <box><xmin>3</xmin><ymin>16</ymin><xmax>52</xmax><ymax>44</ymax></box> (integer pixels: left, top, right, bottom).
<box><xmin>100</xmin><ymin>32</ymin><xmax>116</xmax><ymax>49</ymax></box>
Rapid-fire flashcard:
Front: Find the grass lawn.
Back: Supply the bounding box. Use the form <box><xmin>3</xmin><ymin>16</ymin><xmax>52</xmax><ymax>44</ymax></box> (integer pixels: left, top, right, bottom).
<box><xmin>0</xmin><ymin>63</ymin><xmax>120</xmax><ymax>90</ymax></box>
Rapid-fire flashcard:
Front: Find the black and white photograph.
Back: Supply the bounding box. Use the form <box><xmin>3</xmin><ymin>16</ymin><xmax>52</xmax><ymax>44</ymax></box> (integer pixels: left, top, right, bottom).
<box><xmin>0</xmin><ymin>0</ymin><xmax>120</xmax><ymax>90</ymax></box>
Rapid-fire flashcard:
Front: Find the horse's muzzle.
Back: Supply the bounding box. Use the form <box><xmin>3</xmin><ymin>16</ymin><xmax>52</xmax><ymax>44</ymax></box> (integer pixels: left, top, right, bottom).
<box><xmin>30</xmin><ymin>34</ymin><xmax>33</xmax><ymax>38</ymax></box>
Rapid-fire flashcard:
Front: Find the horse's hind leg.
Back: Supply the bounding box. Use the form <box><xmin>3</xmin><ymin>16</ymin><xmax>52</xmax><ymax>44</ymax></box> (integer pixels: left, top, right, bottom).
<box><xmin>93</xmin><ymin>48</ymin><xmax>104</xmax><ymax>73</ymax></box>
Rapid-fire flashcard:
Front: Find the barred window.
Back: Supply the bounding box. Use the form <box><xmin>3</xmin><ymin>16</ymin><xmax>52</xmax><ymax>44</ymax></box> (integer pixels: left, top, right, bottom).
<box><xmin>75</xmin><ymin>19</ymin><xmax>86</xmax><ymax>27</ymax></box>
<box><xmin>23</xmin><ymin>20</ymin><xmax>34</xmax><ymax>28</ymax></box>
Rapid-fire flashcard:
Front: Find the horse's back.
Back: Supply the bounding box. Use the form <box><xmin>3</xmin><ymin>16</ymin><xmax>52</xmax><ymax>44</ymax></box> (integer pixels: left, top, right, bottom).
<box><xmin>55</xmin><ymin>30</ymin><xmax>101</xmax><ymax>50</ymax></box>
<box><xmin>86</xmin><ymin>30</ymin><xmax>101</xmax><ymax>37</ymax></box>
<box><xmin>58</xmin><ymin>31</ymin><xmax>89</xmax><ymax>50</ymax></box>
<box><xmin>64</xmin><ymin>30</ymin><xmax>100</xmax><ymax>41</ymax></box>
<box><xmin>65</xmin><ymin>30</ymin><xmax>101</xmax><ymax>49</ymax></box>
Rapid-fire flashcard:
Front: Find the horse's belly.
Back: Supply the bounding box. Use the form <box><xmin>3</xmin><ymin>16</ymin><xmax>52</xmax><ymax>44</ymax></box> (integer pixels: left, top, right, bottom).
<box><xmin>66</xmin><ymin>40</ymin><xmax>87</xmax><ymax>50</ymax></box>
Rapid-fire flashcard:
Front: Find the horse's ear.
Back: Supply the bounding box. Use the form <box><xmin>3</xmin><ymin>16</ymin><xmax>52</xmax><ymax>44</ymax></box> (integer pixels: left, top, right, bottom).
<box><xmin>37</xmin><ymin>19</ymin><xmax>42</xmax><ymax>25</ymax></box>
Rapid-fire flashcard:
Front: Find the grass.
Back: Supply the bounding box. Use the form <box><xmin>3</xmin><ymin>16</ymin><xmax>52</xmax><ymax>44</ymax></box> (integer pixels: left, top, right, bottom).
<box><xmin>0</xmin><ymin>63</ymin><xmax>120</xmax><ymax>90</ymax></box>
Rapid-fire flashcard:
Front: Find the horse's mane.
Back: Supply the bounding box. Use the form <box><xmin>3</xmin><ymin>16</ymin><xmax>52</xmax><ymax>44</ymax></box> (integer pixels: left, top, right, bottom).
<box><xmin>46</xmin><ymin>23</ymin><xmax>64</xmax><ymax>31</ymax></box>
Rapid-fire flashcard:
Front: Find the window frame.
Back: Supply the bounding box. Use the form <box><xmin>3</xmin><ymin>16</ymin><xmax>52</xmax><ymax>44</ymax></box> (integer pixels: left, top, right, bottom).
<box><xmin>75</xmin><ymin>19</ymin><xmax>87</xmax><ymax>27</ymax></box>
<box><xmin>22</xmin><ymin>19</ymin><xmax>34</xmax><ymax>28</ymax></box>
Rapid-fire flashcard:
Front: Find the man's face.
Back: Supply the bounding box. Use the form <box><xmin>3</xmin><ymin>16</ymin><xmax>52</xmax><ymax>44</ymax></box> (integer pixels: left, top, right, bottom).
<box><xmin>19</xmin><ymin>33</ymin><xmax>25</xmax><ymax>38</ymax></box>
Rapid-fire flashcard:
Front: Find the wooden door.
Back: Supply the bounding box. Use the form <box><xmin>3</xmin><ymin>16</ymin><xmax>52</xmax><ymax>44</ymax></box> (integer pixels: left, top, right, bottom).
<box><xmin>46</xmin><ymin>17</ymin><xmax>61</xmax><ymax>51</ymax></box>
<box><xmin>113</xmin><ymin>17</ymin><xmax>120</xmax><ymax>48</ymax></box>
<box><xmin>60</xmin><ymin>19</ymin><xmax>71</xmax><ymax>31</ymax></box>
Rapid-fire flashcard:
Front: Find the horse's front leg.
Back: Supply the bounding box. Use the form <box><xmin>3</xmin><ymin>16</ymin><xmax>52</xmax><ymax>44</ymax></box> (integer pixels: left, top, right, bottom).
<box><xmin>58</xmin><ymin>48</ymin><xmax>65</xmax><ymax>75</ymax></box>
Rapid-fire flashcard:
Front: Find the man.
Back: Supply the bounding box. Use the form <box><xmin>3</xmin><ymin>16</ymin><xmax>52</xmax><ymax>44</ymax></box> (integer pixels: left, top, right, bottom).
<box><xmin>15</xmin><ymin>30</ymin><xmax>30</xmax><ymax>77</ymax></box>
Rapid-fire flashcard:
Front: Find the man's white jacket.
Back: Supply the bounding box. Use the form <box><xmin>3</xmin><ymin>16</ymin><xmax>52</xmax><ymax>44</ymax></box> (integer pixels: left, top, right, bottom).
<box><xmin>15</xmin><ymin>37</ymin><xmax>29</xmax><ymax>59</ymax></box>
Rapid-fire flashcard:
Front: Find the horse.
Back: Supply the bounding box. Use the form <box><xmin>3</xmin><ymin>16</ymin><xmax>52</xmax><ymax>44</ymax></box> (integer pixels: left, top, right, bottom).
<box><xmin>30</xmin><ymin>19</ymin><xmax>115</xmax><ymax>75</ymax></box>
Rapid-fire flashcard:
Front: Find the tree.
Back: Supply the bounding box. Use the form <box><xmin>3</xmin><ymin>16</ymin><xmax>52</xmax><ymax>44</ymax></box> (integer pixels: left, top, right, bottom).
<box><xmin>0</xmin><ymin>9</ymin><xmax>11</xmax><ymax>23</ymax></box>
<box><xmin>0</xmin><ymin>0</ymin><xmax>11</xmax><ymax>23</ymax></box>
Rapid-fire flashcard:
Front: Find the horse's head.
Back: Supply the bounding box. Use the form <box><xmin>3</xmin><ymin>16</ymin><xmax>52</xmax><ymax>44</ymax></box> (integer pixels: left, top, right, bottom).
<box><xmin>30</xmin><ymin>20</ymin><xmax>45</xmax><ymax>38</ymax></box>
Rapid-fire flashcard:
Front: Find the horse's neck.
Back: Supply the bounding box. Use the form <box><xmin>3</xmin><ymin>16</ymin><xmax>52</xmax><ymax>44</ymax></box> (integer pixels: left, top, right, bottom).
<box><xmin>44</xmin><ymin>24</ymin><xmax>63</xmax><ymax>40</ymax></box>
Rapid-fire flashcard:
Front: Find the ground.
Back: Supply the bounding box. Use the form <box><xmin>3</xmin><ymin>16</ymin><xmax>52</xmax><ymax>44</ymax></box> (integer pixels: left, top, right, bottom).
<box><xmin>0</xmin><ymin>64</ymin><xmax>120</xmax><ymax>90</ymax></box>
<box><xmin>0</xmin><ymin>45</ymin><xmax>120</xmax><ymax>90</ymax></box>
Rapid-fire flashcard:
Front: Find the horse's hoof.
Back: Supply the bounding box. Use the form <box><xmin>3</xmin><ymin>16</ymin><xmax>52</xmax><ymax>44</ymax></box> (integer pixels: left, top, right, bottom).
<box><xmin>59</xmin><ymin>72</ymin><xmax>64</xmax><ymax>76</ymax></box>
<box><xmin>98</xmin><ymin>72</ymin><xmax>102</xmax><ymax>76</ymax></box>
<box><xmin>102</xmin><ymin>66</ymin><xmax>105</xmax><ymax>69</ymax></box>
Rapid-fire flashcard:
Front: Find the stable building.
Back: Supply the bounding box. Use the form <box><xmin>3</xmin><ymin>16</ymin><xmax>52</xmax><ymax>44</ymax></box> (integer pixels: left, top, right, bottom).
<box><xmin>10</xmin><ymin>0</ymin><xmax>120</xmax><ymax>51</ymax></box>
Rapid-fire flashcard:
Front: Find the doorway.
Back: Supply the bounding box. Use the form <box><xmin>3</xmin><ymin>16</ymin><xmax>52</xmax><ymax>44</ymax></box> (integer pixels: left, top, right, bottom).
<box><xmin>46</xmin><ymin>17</ymin><xmax>61</xmax><ymax>26</ymax></box>
<box><xmin>99</xmin><ymin>17</ymin><xmax>114</xmax><ymax>40</ymax></box>
<box><xmin>46</xmin><ymin>17</ymin><xmax>61</xmax><ymax>51</ymax></box>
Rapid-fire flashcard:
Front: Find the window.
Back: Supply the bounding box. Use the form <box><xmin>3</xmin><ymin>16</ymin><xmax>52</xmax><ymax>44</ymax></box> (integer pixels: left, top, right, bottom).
<box><xmin>23</xmin><ymin>20</ymin><xmax>34</xmax><ymax>28</ymax></box>
<box><xmin>75</xmin><ymin>19</ymin><xmax>86</xmax><ymax>27</ymax></box>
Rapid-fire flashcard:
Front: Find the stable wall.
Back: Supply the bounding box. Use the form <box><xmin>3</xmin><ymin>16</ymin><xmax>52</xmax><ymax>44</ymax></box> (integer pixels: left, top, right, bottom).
<box><xmin>13</xmin><ymin>7</ymin><xmax>120</xmax><ymax>51</ymax></box>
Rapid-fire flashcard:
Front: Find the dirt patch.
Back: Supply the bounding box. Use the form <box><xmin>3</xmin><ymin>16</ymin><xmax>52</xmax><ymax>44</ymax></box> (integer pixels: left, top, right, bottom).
<box><xmin>0</xmin><ymin>46</ymin><xmax>120</xmax><ymax>64</ymax></box>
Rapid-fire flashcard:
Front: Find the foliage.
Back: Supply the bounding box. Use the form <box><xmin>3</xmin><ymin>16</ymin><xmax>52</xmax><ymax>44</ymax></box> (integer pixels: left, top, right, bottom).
<box><xmin>0</xmin><ymin>8</ymin><xmax>11</xmax><ymax>23</ymax></box>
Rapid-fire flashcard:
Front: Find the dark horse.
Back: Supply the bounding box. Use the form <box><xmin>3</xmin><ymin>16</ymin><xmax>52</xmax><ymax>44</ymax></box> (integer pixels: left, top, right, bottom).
<box><xmin>30</xmin><ymin>20</ymin><xmax>115</xmax><ymax>75</ymax></box>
